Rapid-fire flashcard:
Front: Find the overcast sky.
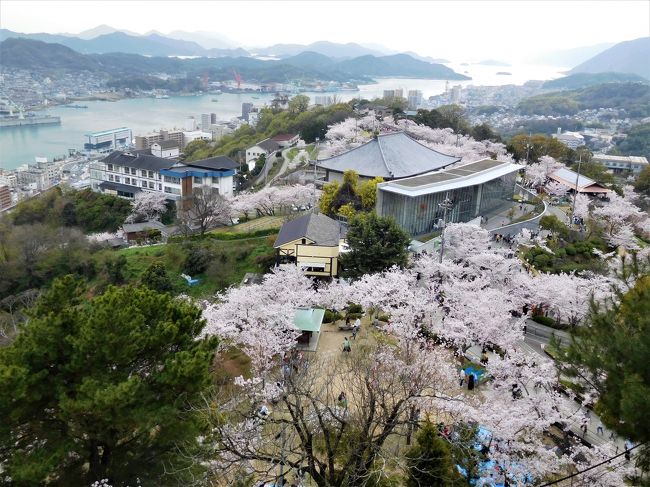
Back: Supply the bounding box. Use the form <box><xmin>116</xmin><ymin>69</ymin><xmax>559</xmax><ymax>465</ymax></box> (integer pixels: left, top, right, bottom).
<box><xmin>1</xmin><ymin>1</ymin><xmax>649</xmax><ymax>61</ymax></box>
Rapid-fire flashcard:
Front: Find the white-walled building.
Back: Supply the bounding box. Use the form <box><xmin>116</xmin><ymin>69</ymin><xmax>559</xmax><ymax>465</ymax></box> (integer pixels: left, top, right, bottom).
<box><xmin>182</xmin><ymin>130</ymin><xmax>213</xmax><ymax>147</ymax></box>
<box><xmin>592</xmin><ymin>154</ymin><xmax>648</xmax><ymax>175</ymax></box>
<box><xmin>90</xmin><ymin>150</ymin><xmax>237</xmax><ymax>201</ymax></box>
<box><xmin>245</xmin><ymin>138</ymin><xmax>281</xmax><ymax>171</ymax></box>
<box><xmin>150</xmin><ymin>140</ymin><xmax>180</xmax><ymax>159</ymax></box>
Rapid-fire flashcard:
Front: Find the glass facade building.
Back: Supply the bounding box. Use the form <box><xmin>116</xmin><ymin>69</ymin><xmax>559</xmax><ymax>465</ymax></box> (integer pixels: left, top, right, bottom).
<box><xmin>377</xmin><ymin>160</ymin><xmax>520</xmax><ymax>236</ymax></box>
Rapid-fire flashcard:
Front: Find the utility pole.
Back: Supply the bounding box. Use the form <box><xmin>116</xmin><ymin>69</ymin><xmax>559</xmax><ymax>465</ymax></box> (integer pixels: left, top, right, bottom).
<box><xmin>570</xmin><ymin>153</ymin><xmax>582</xmax><ymax>226</ymax></box>
<box><xmin>312</xmin><ymin>137</ymin><xmax>320</xmax><ymax>212</ymax></box>
<box><xmin>438</xmin><ymin>193</ymin><xmax>454</xmax><ymax>263</ymax></box>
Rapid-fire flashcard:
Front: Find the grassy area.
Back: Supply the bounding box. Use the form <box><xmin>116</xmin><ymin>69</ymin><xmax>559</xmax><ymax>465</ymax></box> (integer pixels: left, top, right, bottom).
<box><xmin>210</xmin><ymin>215</ymin><xmax>286</xmax><ymax>234</ymax></box>
<box><xmin>115</xmin><ymin>235</ymin><xmax>277</xmax><ymax>299</ymax></box>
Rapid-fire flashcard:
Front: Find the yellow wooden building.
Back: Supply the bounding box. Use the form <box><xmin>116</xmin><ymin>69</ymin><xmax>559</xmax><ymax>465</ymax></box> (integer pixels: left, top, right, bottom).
<box><xmin>274</xmin><ymin>213</ymin><xmax>347</xmax><ymax>277</ymax></box>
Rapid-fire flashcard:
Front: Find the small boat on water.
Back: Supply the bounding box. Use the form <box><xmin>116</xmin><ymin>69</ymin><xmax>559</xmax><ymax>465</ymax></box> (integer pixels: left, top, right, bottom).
<box><xmin>252</xmin><ymin>95</ymin><xmax>260</xmax><ymax>99</ymax></box>
<box><xmin>212</xmin><ymin>98</ymin><xmax>219</xmax><ymax>102</ymax></box>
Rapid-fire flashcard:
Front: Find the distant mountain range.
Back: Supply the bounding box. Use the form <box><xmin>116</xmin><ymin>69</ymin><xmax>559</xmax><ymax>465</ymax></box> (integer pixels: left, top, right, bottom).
<box><xmin>568</xmin><ymin>37</ymin><xmax>650</xmax><ymax>80</ymax></box>
<box><xmin>0</xmin><ymin>26</ymin><xmax>440</xmax><ymax>63</ymax></box>
<box><xmin>0</xmin><ymin>28</ymin><xmax>247</xmax><ymax>58</ymax></box>
<box><xmin>542</xmin><ymin>72</ymin><xmax>649</xmax><ymax>90</ymax></box>
<box><xmin>0</xmin><ymin>38</ymin><xmax>470</xmax><ymax>83</ymax></box>
<box><xmin>528</xmin><ymin>42</ymin><xmax>616</xmax><ymax>68</ymax></box>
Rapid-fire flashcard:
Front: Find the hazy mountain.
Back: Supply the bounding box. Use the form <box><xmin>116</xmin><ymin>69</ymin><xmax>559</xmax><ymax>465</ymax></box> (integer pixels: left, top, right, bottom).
<box><xmin>282</xmin><ymin>51</ymin><xmax>338</xmax><ymax>69</ymax></box>
<box><xmin>74</xmin><ymin>24</ymin><xmax>139</xmax><ymax>40</ymax></box>
<box><xmin>543</xmin><ymin>72</ymin><xmax>649</xmax><ymax>90</ymax></box>
<box><xmin>255</xmin><ymin>41</ymin><xmax>386</xmax><ymax>59</ymax></box>
<box><xmin>0</xmin><ymin>38</ymin><xmax>468</xmax><ymax>82</ymax></box>
<box><xmin>569</xmin><ymin>37</ymin><xmax>650</xmax><ymax>79</ymax></box>
<box><xmin>335</xmin><ymin>53</ymin><xmax>470</xmax><ymax>79</ymax></box>
<box><xmin>166</xmin><ymin>30</ymin><xmax>238</xmax><ymax>49</ymax></box>
<box><xmin>403</xmin><ymin>51</ymin><xmax>450</xmax><ymax>64</ymax></box>
<box><xmin>0</xmin><ymin>38</ymin><xmax>100</xmax><ymax>71</ymax></box>
<box><xmin>529</xmin><ymin>42</ymin><xmax>617</xmax><ymax>68</ymax></box>
<box><xmin>476</xmin><ymin>59</ymin><xmax>511</xmax><ymax>67</ymax></box>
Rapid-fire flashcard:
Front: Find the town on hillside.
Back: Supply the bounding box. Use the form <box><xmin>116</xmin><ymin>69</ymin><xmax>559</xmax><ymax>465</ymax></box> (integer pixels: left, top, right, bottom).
<box><xmin>1</xmin><ymin>5</ymin><xmax>649</xmax><ymax>487</ymax></box>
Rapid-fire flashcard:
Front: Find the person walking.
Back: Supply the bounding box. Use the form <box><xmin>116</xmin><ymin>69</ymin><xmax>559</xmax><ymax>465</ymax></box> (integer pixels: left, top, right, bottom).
<box><xmin>342</xmin><ymin>337</ymin><xmax>351</xmax><ymax>353</ymax></box>
<box><xmin>352</xmin><ymin>318</ymin><xmax>360</xmax><ymax>339</ymax></box>
<box><xmin>467</xmin><ymin>372</ymin><xmax>475</xmax><ymax>391</ymax></box>
<box><xmin>480</xmin><ymin>349</ymin><xmax>489</xmax><ymax>365</ymax></box>
<box><xmin>459</xmin><ymin>368</ymin><xmax>466</xmax><ymax>387</ymax></box>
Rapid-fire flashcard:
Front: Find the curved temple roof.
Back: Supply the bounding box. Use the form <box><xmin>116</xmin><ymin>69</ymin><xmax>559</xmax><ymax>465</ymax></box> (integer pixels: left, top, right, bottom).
<box><xmin>317</xmin><ymin>132</ymin><xmax>460</xmax><ymax>179</ymax></box>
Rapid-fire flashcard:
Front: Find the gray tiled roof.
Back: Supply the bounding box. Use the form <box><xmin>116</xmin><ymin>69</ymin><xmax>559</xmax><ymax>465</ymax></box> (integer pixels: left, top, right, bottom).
<box><xmin>187</xmin><ymin>156</ymin><xmax>239</xmax><ymax>171</ymax></box>
<box><xmin>102</xmin><ymin>151</ymin><xmax>175</xmax><ymax>171</ymax></box>
<box><xmin>274</xmin><ymin>213</ymin><xmax>344</xmax><ymax>247</ymax></box>
<box><xmin>256</xmin><ymin>138</ymin><xmax>281</xmax><ymax>153</ymax></box>
<box><xmin>98</xmin><ymin>181</ymin><xmax>143</xmax><ymax>194</ymax></box>
<box><xmin>155</xmin><ymin>140</ymin><xmax>180</xmax><ymax>149</ymax></box>
<box><xmin>122</xmin><ymin>220</ymin><xmax>167</xmax><ymax>233</ymax></box>
<box><xmin>317</xmin><ymin>132</ymin><xmax>459</xmax><ymax>179</ymax></box>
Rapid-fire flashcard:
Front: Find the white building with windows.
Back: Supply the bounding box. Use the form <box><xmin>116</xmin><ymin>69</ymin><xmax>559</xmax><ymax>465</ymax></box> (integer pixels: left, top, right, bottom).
<box><xmin>150</xmin><ymin>140</ymin><xmax>180</xmax><ymax>159</ymax></box>
<box><xmin>90</xmin><ymin>150</ymin><xmax>237</xmax><ymax>201</ymax></box>
<box><xmin>592</xmin><ymin>154</ymin><xmax>648</xmax><ymax>175</ymax></box>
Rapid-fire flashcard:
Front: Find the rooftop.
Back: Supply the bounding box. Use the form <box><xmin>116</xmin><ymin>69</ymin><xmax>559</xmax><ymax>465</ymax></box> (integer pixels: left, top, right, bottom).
<box><xmin>294</xmin><ymin>307</ymin><xmax>325</xmax><ymax>333</ymax></box>
<box><xmin>593</xmin><ymin>154</ymin><xmax>648</xmax><ymax>165</ymax></box>
<box><xmin>102</xmin><ymin>151</ymin><xmax>175</xmax><ymax>171</ymax></box>
<box><xmin>185</xmin><ymin>155</ymin><xmax>239</xmax><ymax>171</ymax></box>
<box><xmin>317</xmin><ymin>132</ymin><xmax>460</xmax><ymax>179</ymax></box>
<box><xmin>254</xmin><ymin>138</ymin><xmax>281</xmax><ymax>152</ymax></box>
<box><xmin>271</xmin><ymin>133</ymin><xmax>298</xmax><ymax>141</ymax></box>
<box><xmin>154</xmin><ymin>140</ymin><xmax>180</xmax><ymax>149</ymax></box>
<box><xmin>122</xmin><ymin>220</ymin><xmax>167</xmax><ymax>233</ymax></box>
<box><xmin>86</xmin><ymin>127</ymin><xmax>130</xmax><ymax>137</ymax></box>
<box><xmin>549</xmin><ymin>167</ymin><xmax>610</xmax><ymax>193</ymax></box>
<box><xmin>274</xmin><ymin>212</ymin><xmax>345</xmax><ymax>248</ymax></box>
<box><xmin>378</xmin><ymin>159</ymin><xmax>523</xmax><ymax>197</ymax></box>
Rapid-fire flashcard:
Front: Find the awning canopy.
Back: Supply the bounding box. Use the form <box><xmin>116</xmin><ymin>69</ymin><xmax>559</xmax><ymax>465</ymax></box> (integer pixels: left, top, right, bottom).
<box><xmin>299</xmin><ymin>262</ymin><xmax>326</xmax><ymax>269</ymax></box>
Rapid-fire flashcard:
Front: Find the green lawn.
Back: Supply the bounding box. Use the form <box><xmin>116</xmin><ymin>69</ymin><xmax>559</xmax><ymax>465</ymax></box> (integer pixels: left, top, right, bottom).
<box><xmin>210</xmin><ymin>215</ymin><xmax>286</xmax><ymax>234</ymax></box>
<box><xmin>114</xmin><ymin>235</ymin><xmax>277</xmax><ymax>299</ymax></box>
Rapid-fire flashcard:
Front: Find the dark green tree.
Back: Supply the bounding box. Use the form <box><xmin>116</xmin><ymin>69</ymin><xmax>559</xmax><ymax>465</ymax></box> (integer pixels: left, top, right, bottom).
<box><xmin>140</xmin><ymin>262</ymin><xmax>173</xmax><ymax>293</ymax></box>
<box><xmin>0</xmin><ymin>276</ymin><xmax>219</xmax><ymax>486</ymax></box>
<box><xmin>340</xmin><ymin>212</ymin><xmax>410</xmax><ymax>278</ymax></box>
<box><xmin>561</xmin><ymin>256</ymin><xmax>650</xmax><ymax>470</ymax></box>
<box><xmin>405</xmin><ymin>421</ymin><xmax>461</xmax><ymax>487</ymax></box>
<box><xmin>104</xmin><ymin>254</ymin><xmax>127</xmax><ymax>284</ymax></box>
<box><xmin>633</xmin><ymin>165</ymin><xmax>650</xmax><ymax>198</ymax></box>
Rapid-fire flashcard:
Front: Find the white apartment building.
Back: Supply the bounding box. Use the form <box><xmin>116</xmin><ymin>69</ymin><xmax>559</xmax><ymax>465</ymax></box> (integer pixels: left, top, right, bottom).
<box><xmin>592</xmin><ymin>154</ymin><xmax>649</xmax><ymax>175</ymax></box>
<box><xmin>90</xmin><ymin>150</ymin><xmax>237</xmax><ymax>201</ymax></box>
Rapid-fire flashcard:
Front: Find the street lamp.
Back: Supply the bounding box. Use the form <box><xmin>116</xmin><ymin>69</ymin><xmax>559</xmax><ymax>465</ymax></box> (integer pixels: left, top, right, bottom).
<box><xmin>438</xmin><ymin>193</ymin><xmax>454</xmax><ymax>263</ymax></box>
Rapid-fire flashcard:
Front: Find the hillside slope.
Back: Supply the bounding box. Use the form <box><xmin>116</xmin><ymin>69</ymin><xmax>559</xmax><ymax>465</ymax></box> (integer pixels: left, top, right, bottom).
<box><xmin>569</xmin><ymin>37</ymin><xmax>650</xmax><ymax>80</ymax></box>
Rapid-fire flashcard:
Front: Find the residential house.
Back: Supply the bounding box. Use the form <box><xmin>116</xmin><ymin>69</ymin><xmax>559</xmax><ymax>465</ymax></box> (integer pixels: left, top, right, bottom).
<box><xmin>150</xmin><ymin>140</ymin><xmax>180</xmax><ymax>159</ymax></box>
<box><xmin>271</xmin><ymin>133</ymin><xmax>300</xmax><ymax>148</ymax></box>
<box><xmin>122</xmin><ymin>220</ymin><xmax>170</xmax><ymax>243</ymax></box>
<box><xmin>274</xmin><ymin>212</ymin><xmax>347</xmax><ymax>277</ymax></box>
<box><xmin>245</xmin><ymin>138</ymin><xmax>281</xmax><ymax>172</ymax></box>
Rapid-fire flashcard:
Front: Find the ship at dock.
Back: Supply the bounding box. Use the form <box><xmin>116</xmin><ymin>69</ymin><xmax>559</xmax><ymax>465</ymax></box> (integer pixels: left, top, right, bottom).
<box><xmin>0</xmin><ymin>99</ymin><xmax>61</xmax><ymax>128</ymax></box>
<box><xmin>0</xmin><ymin>112</ymin><xmax>61</xmax><ymax>128</ymax></box>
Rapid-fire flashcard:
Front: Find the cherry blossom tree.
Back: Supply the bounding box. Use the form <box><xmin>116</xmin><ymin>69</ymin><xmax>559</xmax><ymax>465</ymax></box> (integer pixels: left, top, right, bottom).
<box><xmin>545</xmin><ymin>180</ymin><xmax>569</xmax><ymax>198</ymax></box>
<box><xmin>125</xmin><ymin>191</ymin><xmax>168</xmax><ymax>223</ymax></box>
<box><xmin>200</xmin><ymin>222</ymin><xmax>632</xmax><ymax>486</ymax></box>
<box><xmin>524</xmin><ymin>156</ymin><xmax>563</xmax><ymax>188</ymax></box>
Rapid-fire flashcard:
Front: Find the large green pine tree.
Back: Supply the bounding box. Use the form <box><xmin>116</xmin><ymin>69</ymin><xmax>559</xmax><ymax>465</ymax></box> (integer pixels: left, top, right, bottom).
<box><xmin>0</xmin><ymin>276</ymin><xmax>218</xmax><ymax>486</ymax></box>
<box><xmin>563</xmin><ymin>256</ymin><xmax>650</xmax><ymax>470</ymax></box>
<box><xmin>340</xmin><ymin>212</ymin><xmax>410</xmax><ymax>278</ymax></box>
<box><xmin>405</xmin><ymin>421</ymin><xmax>462</xmax><ymax>486</ymax></box>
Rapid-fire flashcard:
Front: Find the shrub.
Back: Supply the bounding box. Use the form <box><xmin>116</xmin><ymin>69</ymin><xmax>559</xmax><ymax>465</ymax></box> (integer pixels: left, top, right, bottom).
<box><xmin>532</xmin><ymin>315</ymin><xmax>556</xmax><ymax>327</ymax></box>
<box><xmin>346</xmin><ymin>312</ymin><xmax>363</xmax><ymax>320</ymax></box>
<box><xmin>533</xmin><ymin>253</ymin><xmax>551</xmax><ymax>268</ymax></box>
<box><xmin>346</xmin><ymin>303</ymin><xmax>363</xmax><ymax>315</ymax></box>
<box><xmin>323</xmin><ymin>309</ymin><xmax>343</xmax><ymax>323</ymax></box>
<box><xmin>183</xmin><ymin>245</ymin><xmax>213</xmax><ymax>275</ymax></box>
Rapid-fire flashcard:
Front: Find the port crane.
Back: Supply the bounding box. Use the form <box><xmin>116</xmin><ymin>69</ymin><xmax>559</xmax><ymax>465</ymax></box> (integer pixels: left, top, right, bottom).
<box><xmin>0</xmin><ymin>93</ymin><xmax>25</xmax><ymax>118</ymax></box>
<box><xmin>232</xmin><ymin>70</ymin><xmax>242</xmax><ymax>90</ymax></box>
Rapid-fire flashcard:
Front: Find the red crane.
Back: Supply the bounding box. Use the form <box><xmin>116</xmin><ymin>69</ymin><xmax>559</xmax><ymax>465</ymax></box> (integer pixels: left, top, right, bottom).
<box><xmin>233</xmin><ymin>69</ymin><xmax>242</xmax><ymax>90</ymax></box>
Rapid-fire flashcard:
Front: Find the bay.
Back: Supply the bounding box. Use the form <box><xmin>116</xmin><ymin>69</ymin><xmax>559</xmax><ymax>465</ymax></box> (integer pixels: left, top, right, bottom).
<box><xmin>0</xmin><ymin>63</ymin><xmax>566</xmax><ymax>170</ymax></box>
